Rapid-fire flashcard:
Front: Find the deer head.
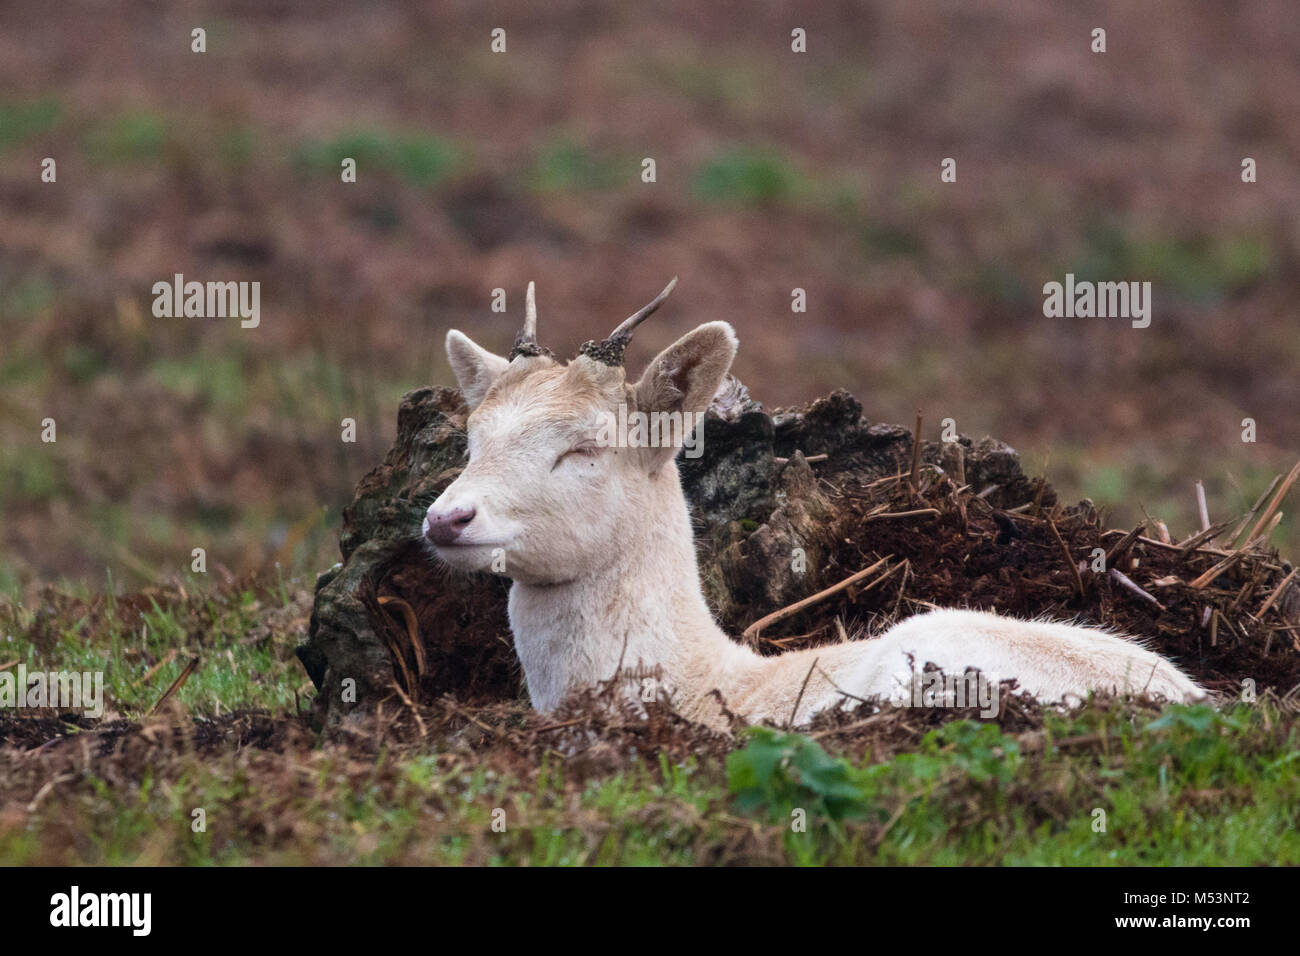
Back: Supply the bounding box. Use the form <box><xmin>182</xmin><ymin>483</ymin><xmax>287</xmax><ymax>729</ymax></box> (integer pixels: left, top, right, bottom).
<box><xmin>423</xmin><ymin>279</ymin><xmax>737</xmax><ymax>586</ymax></box>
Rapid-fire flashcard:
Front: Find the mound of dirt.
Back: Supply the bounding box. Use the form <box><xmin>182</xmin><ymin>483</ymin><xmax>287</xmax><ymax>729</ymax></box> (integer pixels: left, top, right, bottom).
<box><xmin>299</xmin><ymin>382</ymin><xmax>1300</xmax><ymax>729</ymax></box>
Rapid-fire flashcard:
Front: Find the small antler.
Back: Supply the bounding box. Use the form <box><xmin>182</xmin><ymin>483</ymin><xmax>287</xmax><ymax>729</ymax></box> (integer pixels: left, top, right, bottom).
<box><xmin>510</xmin><ymin>281</ymin><xmax>550</xmax><ymax>359</ymax></box>
<box><xmin>578</xmin><ymin>277</ymin><xmax>678</xmax><ymax>366</ymax></box>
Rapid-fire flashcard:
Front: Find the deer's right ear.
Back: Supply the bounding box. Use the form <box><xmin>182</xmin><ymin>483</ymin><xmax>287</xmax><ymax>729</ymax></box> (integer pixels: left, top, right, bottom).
<box><xmin>445</xmin><ymin>330</ymin><xmax>510</xmax><ymax>409</ymax></box>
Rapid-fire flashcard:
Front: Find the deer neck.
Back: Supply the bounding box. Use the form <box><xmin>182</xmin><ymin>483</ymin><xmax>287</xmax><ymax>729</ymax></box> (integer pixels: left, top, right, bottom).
<box><xmin>506</xmin><ymin>464</ymin><xmax>746</xmax><ymax>713</ymax></box>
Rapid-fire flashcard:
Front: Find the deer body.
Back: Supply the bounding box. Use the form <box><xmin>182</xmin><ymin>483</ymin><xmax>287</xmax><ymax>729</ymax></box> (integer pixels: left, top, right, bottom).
<box><xmin>427</xmin><ymin>281</ymin><xmax>1204</xmax><ymax>731</ymax></box>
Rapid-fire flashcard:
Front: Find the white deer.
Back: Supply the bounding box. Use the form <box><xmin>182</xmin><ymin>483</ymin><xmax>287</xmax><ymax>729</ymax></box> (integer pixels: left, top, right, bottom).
<box><xmin>424</xmin><ymin>281</ymin><xmax>1204</xmax><ymax>730</ymax></box>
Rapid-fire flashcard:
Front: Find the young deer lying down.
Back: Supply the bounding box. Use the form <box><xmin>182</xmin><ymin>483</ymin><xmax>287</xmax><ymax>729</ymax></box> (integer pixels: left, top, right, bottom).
<box><xmin>424</xmin><ymin>280</ymin><xmax>1204</xmax><ymax>730</ymax></box>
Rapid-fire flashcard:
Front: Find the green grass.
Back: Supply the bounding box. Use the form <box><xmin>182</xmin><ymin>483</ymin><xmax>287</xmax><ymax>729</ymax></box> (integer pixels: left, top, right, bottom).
<box><xmin>0</xmin><ymin>98</ymin><xmax>61</xmax><ymax>152</ymax></box>
<box><xmin>86</xmin><ymin>111</ymin><xmax>171</xmax><ymax>164</ymax></box>
<box><xmin>293</xmin><ymin>128</ymin><xmax>459</xmax><ymax>185</ymax></box>
<box><xmin>61</xmin><ymin>343</ymin><xmax>108</xmax><ymax>384</ymax></box>
<box><xmin>1072</xmin><ymin>224</ymin><xmax>1272</xmax><ymax>302</ymax></box>
<box><xmin>4</xmin><ymin>574</ymin><xmax>1297</xmax><ymax>865</ymax></box>
<box><xmin>1</xmin><ymin>275</ymin><xmax>58</xmax><ymax>317</ymax></box>
<box><xmin>0</xmin><ymin>744</ymin><xmax>732</xmax><ymax>865</ymax></box>
<box><xmin>528</xmin><ymin>139</ymin><xmax>622</xmax><ymax>192</ymax></box>
<box><xmin>0</xmin><ymin>443</ymin><xmax>64</xmax><ymax>503</ymax></box>
<box><xmin>1</xmin><ymin>578</ymin><xmax>307</xmax><ymax>716</ymax></box>
<box><xmin>149</xmin><ymin>351</ymin><xmax>248</xmax><ymax>413</ymax></box>
<box><xmin>728</xmin><ymin>708</ymin><xmax>1300</xmax><ymax>864</ymax></box>
<box><xmin>693</xmin><ymin>147</ymin><xmax>809</xmax><ymax>206</ymax></box>
<box><xmin>4</xmin><ymin>681</ymin><xmax>1296</xmax><ymax>864</ymax></box>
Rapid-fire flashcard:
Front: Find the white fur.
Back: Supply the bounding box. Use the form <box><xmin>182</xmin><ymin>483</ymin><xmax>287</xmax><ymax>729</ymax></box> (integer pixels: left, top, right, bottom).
<box><xmin>429</xmin><ymin>319</ymin><xmax>1205</xmax><ymax>730</ymax></box>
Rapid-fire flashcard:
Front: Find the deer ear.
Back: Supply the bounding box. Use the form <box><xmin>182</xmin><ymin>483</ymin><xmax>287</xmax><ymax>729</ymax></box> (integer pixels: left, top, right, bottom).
<box><xmin>632</xmin><ymin>322</ymin><xmax>738</xmax><ymax>473</ymax></box>
<box><xmin>446</xmin><ymin>330</ymin><xmax>510</xmax><ymax>409</ymax></box>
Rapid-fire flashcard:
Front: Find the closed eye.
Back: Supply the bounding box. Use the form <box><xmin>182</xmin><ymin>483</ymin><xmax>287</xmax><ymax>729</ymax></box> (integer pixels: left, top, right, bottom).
<box><xmin>553</xmin><ymin>441</ymin><xmax>601</xmax><ymax>469</ymax></box>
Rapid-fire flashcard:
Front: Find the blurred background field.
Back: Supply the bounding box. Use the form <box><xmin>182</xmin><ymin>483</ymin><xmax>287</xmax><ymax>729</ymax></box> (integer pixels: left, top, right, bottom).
<box><xmin>2</xmin><ymin>0</ymin><xmax>1298</xmax><ymax>601</ymax></box>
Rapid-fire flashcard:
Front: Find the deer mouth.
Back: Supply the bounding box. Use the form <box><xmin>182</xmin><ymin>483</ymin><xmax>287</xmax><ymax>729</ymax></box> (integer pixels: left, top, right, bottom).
<box><xmin>429</xmin><ymin>540</ymin><xmax>505</xmax><ymax>573</ymax></box>
<box><xmin>431</xmin><ymin>539</ymin><xmax>500</xmax><ymax>553</ymax></box>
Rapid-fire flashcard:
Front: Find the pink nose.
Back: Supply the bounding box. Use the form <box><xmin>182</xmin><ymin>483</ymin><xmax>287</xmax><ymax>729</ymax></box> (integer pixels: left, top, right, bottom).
<box><xmin>425</xmin><ymin>506</ymin><xmax>476</xmax><ymax>545</ymax></box>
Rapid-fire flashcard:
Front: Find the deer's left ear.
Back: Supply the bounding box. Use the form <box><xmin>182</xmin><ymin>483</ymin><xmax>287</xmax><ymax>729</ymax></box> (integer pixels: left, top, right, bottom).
<box><xmin>632</xmin><ymin>321</ymin><xmax>737</xmax><ymax>473</ymax></box>
<box><xmin>446</xmin><ymin>330</ymin><xmax>510</xmax><ymax>409</ymax></box>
